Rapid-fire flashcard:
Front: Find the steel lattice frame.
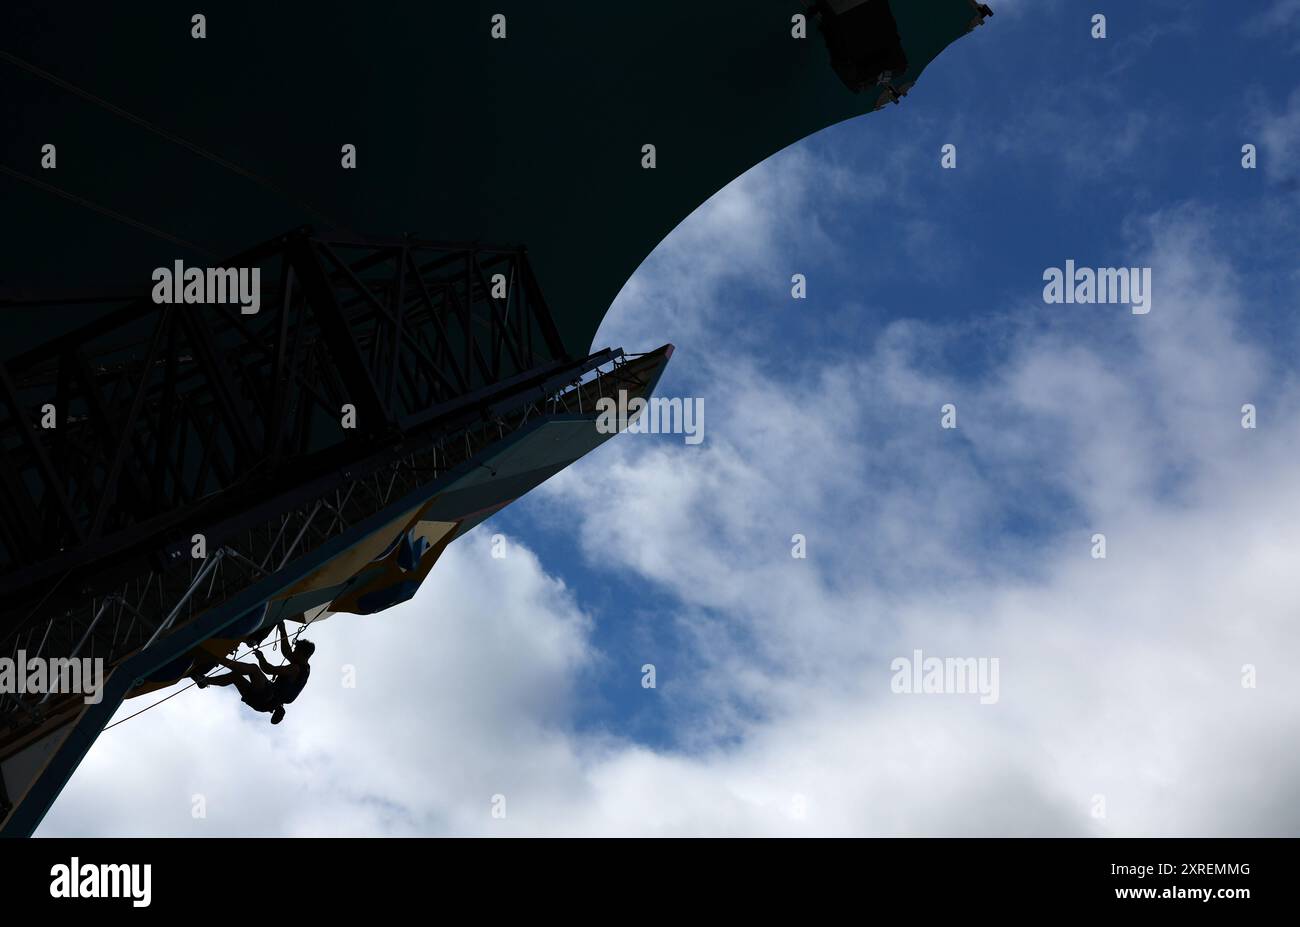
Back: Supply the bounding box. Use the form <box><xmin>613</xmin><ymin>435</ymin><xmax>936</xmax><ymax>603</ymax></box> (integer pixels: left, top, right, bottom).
<box><xmin>0</xmin><ymin>350</ymin><xmax>664</xmax><ymax>743</ymax></box>
<box><xmin>0</xmin><ymin>228</ymin><xmax>656</xmax><ymax>744</ymax></box>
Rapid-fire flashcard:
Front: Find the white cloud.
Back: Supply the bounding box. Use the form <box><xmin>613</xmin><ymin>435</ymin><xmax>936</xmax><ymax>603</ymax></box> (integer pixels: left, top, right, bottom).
<box><xmin>1250</xmin><ymin>88</ymin><xmax>1300</xmax><ymax>188</ymax></box>
<box><xmin>539</xmin><ymin>150</ymin><xmax>1300</xmax><ymax>836</ymax></box>
<box><xmin>1243</xmin><ymin>0</ymin><xmax>1300</xmax><ymax>52</ymax></box>
<box><xmin>42</xmin><ymin>535</ymin><xmax>599</xmax><ymax>836</ymax></box>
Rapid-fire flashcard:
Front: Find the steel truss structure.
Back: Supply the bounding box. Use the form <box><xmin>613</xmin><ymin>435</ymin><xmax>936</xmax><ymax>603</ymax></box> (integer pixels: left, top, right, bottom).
<box><xmin>0</xmin><ymin>227</ymin><xmax>656</xmax><ymax>751</ymax></box>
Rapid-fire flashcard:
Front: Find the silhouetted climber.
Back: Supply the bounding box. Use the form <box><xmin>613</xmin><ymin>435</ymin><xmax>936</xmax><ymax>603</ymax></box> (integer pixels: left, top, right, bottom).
<box><xmin>193</xmin><ymin>621</ymin><xmax>314</xmax><ymax>724</ymax></box>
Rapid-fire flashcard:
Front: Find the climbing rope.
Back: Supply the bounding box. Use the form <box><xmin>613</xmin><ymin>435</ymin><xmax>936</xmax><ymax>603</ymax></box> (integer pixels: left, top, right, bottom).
<box><xmin>0</xmin><ymin>49</ymin><xmax>357</xmax><ymax>236</ymax></box>
<box><xmin>102</xmin><ymin>618</ymin><xmax>317</xmax><ymax>732</ymax></box>
<box><xmin>0</xmin><ymin>164</ymin><xmax>220</xmax><ymax>258</ymax></box>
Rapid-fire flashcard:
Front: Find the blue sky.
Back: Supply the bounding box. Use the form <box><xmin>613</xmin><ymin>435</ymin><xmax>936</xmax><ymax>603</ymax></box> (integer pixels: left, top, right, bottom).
<box><xmin>504</xmin><ymin>0</ymin><xmax>1300</xmax><ymax>753</ymax></box>
<box><xmin>42</xmin><ymin>1</ymin><xmax>1300</xmax><ymax>836</ymax></box>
